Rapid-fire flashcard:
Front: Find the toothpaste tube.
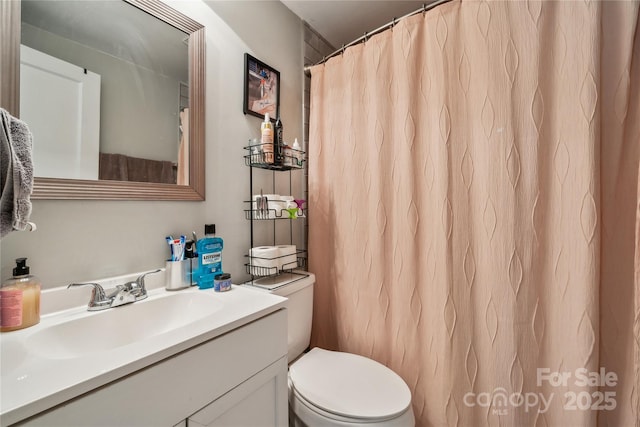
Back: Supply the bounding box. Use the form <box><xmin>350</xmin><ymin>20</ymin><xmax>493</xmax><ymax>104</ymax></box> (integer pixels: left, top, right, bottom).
<box><xmin>166</xmin><ymin>235</ymin><xmax>187</xmax><ymax>261</ymax></box>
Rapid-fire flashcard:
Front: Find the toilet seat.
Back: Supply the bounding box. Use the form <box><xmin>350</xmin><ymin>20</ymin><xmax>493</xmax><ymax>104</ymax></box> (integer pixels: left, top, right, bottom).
<box><xmin>288</xmin><ymin>348</ymin><xmax>412</xmax><ymax>422</ymax></box>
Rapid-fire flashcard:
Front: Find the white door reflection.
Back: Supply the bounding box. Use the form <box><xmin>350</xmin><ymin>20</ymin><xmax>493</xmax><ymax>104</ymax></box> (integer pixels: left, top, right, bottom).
<box><xmin>20</xmin><ymin>44</ymin><xmax>100</xmax><ymax>180</ymax></box>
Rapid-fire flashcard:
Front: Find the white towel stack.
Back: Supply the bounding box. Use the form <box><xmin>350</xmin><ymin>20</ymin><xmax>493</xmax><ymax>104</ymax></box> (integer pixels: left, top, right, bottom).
<box><xmin>276</xmin><ymin>245</ymin><xmax>297</xmax><ymax>270</ymax></box>
<box><xmin>249</xmin><ymin>245</ymin><xmax>298</xmax><ymax>275</ymax></box>
<box><xmin>249</xmin><ymin>246</ymin><xmax>280</xmax><ymax>275</ymax></box>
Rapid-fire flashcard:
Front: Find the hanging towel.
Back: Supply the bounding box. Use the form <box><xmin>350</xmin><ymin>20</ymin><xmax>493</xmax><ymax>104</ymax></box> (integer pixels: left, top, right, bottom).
<box><xmin>98</xmin><ymin>152</ymin><xmax>176</xmax><ymax>184</ymax></box>
<box><xmin>0</xmin><ymin>108</ymin><xmax>34</xmax><ymax>238</ymax></box>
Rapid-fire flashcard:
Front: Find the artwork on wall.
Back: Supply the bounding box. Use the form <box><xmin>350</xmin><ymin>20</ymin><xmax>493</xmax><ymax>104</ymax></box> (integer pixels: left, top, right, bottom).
<box><xmin>243</xmin><ymin>53</ymin><xmax>280</xmax><ymax>120</ymax></box>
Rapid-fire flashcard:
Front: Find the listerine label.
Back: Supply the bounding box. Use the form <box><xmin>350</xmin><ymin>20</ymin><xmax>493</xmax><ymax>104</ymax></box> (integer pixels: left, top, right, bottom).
<box><xmin>202</xmin><ymin>251</ymin><xmax>221</xmax><ymax>265</ymax></box>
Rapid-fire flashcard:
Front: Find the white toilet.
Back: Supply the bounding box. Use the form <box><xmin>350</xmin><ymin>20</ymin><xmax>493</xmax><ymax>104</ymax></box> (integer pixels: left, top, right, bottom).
<box><xmin>248</xmin><ymin>272</ymin><xmax>415</xmax><ymax>427</ymax></box>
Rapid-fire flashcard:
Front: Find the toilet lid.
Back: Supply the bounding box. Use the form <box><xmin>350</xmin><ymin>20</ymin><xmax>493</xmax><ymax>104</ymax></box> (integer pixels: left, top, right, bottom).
<box><xmin>289</xmin><ymin>348</ymin><xmax>412</xmax><ymax>420</ymax></box>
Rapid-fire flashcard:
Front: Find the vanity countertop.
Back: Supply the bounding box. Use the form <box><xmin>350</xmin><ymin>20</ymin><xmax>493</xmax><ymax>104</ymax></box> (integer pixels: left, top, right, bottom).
<box><xmin>0</xmin><ymin>276</ymin><xmax>286</xmax><ymax>426</ymax></box>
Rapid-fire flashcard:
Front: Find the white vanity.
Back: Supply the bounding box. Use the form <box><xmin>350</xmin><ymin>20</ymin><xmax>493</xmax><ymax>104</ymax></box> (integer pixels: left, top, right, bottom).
<box><xmin>0</xmin><ymin>272</ymin><xmax>288</xmax><ymax>426</ymax></box>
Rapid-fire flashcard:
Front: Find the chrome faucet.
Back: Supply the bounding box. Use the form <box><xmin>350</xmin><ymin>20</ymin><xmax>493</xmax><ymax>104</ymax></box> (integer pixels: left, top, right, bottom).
<box><xmin>68</xmin><ymin>269</ymin><xmax>161</xmax><ymax>311</ymax></box>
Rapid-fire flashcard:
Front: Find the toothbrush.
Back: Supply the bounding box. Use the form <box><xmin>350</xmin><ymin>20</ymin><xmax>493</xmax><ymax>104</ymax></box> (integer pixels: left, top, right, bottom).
<box><xmin>166</xmin><ymin>235</ymin><xmax>187</xmax><ymax>261</ymax></box>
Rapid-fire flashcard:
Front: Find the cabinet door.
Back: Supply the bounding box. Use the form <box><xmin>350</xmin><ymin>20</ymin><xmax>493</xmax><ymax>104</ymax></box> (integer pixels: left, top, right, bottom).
<box><xmin>188</xmin><ymin>356</ymin><xmax>288</xmax><ymax>427</ymax></box>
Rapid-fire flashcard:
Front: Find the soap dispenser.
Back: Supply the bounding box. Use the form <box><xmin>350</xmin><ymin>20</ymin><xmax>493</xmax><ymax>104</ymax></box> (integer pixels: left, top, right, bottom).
<box><xmin>0</xmin><ymin>258</ymin><xmax>41</xmax><ymax>332</ymax></box>
<box><xmin>292</xmin><ymin>138</ymin><xmax>302</xmax><ymax>167</ymax></box>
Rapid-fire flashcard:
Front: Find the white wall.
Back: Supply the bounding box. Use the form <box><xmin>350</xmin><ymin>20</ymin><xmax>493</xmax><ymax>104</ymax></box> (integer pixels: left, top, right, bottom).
<box><xmin>1</xmin><ymin>0</ymin><xmax>304</xmax><ymax>289</ymax></box>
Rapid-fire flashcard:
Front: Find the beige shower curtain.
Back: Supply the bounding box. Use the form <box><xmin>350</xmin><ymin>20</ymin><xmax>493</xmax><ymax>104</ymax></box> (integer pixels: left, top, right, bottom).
<box><xmin>308</xmin><ymin>1</ymin><xmax>640</xmax><ymax>426</ymax></box>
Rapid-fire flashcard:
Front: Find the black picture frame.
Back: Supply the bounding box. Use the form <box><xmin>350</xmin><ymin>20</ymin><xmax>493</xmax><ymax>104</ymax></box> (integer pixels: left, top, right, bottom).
<box><xmin>243</xmin><ymin>53</ymin><xmax>280</xmax><ymax>120</ymax></box>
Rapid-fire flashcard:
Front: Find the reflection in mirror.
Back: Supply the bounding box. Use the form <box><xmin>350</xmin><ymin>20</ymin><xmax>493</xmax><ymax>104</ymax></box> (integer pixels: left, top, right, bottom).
<box><xmin>21</xmin><ymin>0</ymin><xmax>189</xmax><ymax>185</ymax></box>
<box><xmin>0</xmin><ymin>0</ymin><xmax>205</xmax><ymax>200</ymax></box>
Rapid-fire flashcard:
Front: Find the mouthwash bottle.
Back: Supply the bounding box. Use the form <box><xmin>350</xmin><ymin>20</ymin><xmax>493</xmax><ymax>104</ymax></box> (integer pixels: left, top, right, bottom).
<box><xmin>196</xmin><ymin>224</ymin><xmax>223</xmax><ymax>289</ymax></box>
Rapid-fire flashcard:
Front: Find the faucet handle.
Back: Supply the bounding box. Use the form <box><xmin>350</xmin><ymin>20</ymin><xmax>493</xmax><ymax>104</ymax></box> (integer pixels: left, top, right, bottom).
<box><xmin>135</xmin><ymin>269</ymin><xmax>161</xmax><ymax>289</ymax></box>
<box><xmin>129</xmin><ymin>269</ymin><xmax>162</xmax><ymax>300</ymax></box>
<box><xmin>67</xmin><ymin>282</ymin><xmax>111</xmax><ymax>311</ymax></box>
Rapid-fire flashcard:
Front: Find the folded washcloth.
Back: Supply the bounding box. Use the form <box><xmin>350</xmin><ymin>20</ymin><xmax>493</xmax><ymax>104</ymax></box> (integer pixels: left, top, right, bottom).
<box><xmin>1</xmin><ymin>108</ymin><xmax>34</xmax><ymax>238</ymax></box>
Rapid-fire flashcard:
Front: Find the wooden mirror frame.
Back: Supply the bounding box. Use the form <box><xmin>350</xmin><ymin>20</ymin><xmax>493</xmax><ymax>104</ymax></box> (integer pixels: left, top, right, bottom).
<box><xmin>0</xmin><ymin>0</ymin><xmax>205</xmax><ymax>200</ymax></box>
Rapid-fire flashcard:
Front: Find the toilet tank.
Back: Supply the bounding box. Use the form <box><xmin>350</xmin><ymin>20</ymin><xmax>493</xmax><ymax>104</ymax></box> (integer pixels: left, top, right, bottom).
<box><xmin>266</xmin><ymin>273</ymin><xmax>315</xmax><ymax>362</ymax></box>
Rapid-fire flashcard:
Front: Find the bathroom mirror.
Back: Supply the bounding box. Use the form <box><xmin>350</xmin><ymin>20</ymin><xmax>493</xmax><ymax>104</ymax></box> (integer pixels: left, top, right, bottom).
<box><xmin>1</xmin><ymin>0</ymin><xmax>205</xmax><ymax>200</ymax></box>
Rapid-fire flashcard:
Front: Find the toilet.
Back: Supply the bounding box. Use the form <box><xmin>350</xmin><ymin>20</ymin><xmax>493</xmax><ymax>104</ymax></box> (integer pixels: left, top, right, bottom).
<box><xmin>247</xmin><ymin>272</ymin><xmax>415</xmax><ymax>427</ymax></box>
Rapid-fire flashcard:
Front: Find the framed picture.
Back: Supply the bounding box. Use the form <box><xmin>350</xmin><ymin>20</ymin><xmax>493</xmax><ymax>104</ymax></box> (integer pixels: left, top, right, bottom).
<box><xmin>243</xmin><ymin>53</ymin><xmax>280</xmax><ymax>120</ymax></box>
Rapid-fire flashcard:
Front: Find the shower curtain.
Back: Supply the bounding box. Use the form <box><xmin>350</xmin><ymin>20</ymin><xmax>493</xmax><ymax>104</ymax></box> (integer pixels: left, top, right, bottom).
<box><xmin>308</xmin><ymin>1</ymin><xmax>640</xmax><ymax>426</ymax></box>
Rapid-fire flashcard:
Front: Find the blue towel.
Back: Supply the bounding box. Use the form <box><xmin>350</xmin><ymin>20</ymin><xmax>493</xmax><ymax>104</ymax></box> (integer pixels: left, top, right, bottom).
<box><xmin>0</xmin><ymin>108</ymin><xmax>34</xmax><ymax>238</ymax></box>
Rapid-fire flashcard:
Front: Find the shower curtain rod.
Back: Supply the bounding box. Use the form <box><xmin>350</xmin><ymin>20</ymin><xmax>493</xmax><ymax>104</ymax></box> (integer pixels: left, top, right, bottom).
<box><xmin>303</xmin><ymin>0</ymin><xmax>453</xmax><ymax>74</ymax></box>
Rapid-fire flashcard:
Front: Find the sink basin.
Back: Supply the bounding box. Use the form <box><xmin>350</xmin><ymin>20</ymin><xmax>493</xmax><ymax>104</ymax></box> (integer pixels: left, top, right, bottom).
<box><xmin>1</xmin><ymin>277</ymin><xmax>289</xmax><ymax>427</ymax></box>
<box><xmin>27</xmin><ymin>291</ymin><xmax>223</xmax><ymax>359</ymax></box>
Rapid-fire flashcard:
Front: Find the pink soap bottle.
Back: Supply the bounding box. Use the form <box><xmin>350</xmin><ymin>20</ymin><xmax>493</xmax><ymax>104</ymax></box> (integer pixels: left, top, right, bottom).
<box><xmin>0</xmin><ymin>258</ymin><xmax>41</xmax><ymax>332</ymax></box>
